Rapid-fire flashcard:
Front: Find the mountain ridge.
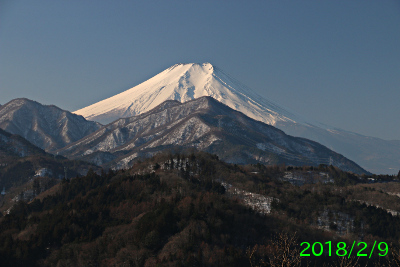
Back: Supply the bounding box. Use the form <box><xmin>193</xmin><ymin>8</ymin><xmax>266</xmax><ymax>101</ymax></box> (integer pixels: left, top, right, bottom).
<box><xmin>0</xmin><ymin>98</ymin><xmax>102</xmax><ymax>151</ymax></box>
<box><xmin>0</xmin><ymin>127</ymin><xmax>46</xmax><ymax>158</ymax></box>
<box><xmin>74</xmin><ymin>63</ymin><xmax>300</xmax><ymax>125</ymax></box>
<box><xmin>62</xmin><ymin>96</ymin><xmax>367</xmax><ymax>174</ymax></box>
<box><xmin>73</xmin><ymin>63</ymin><xmax>400</xmax><ymax>174</ymax></box>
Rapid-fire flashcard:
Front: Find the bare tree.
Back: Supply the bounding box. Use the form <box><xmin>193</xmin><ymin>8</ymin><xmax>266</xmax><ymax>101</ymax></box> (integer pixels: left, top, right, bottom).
<box><xmin>389</xmin><ymin>245</ymin><xmax>400</xmax><ymax>267</ymax></box>
<box><xmin>247</xmin><ymin>232</ymin><xmax>303</xmax><ymax>267</ymax></box>
<box><xmin>247</xmin><ymin>244</ymin><xmax>267</xmax><ymax>267</ymax></box>
<box><xmin>332</xmin><ymin>256</ymin><xmax>360</xmax><ymax>267</ymax></box>
<box><xmin>268</xmin><ymin>232</ymin><xmax>302</xmax><ymax>267</ymax></box>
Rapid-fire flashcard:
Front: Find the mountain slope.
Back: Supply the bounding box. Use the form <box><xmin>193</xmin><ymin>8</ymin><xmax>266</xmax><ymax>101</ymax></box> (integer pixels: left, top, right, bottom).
<box><xmin>74</xmin><ymin>63</ymin><xmax>399</xmax><ymax>174</ymax></box>
<box><xmin>0</xmin><ymin>98</ymin><xmax>102</xmax><ymax>151</ymax></box>
<box><xmin>74</xmin><ymin>63</ymin><xmax>300</xmax><ymax>125</ymax></box>
<box><xmin>0</xmin><ymin>128</ymin><xmax>46</xmax><ymax>158</ymax></box>
<box><xmin>0</xmin><ymin>127</ymin><xmax>101</xmax><ymax>198</ymax></box>
<box><xmin>62</xmin><ymin>97</ymin><xmax>367</xmax><ymax>174</ymax></box>
<box><xmin>275</xmin><ymin>121</ymin><xmax>400</xmax><ymax>175</ymax></box>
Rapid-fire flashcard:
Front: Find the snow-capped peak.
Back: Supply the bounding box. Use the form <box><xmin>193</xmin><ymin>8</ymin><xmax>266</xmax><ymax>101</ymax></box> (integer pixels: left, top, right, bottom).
<box><xmin>73</xmin><ymin>63</ymin><xmax>302</xmax><ymax>125</ymax></box>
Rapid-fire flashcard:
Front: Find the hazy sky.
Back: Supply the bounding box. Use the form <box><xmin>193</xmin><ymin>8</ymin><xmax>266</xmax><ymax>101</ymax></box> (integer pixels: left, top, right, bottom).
<box><xmin>1</xmin><ymin>1</ymin><xmax>399</xmax><ymax>140</ymax></box>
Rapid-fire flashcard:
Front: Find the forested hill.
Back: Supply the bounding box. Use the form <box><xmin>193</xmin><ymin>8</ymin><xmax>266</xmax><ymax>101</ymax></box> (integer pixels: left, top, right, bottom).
<box><xmin>0</xmin><ymin>128</ymin><xmax>46</xmax><ymax>158</ymax></box>
<box><xmin>0</xmin><ymin>127</ymin><xmax>100</xmax><ymax>199</ymax></box>
<box><xmin>0</xmin><ymin>151</ymin><xmax>399</xmax><ymax>266</ymax></box>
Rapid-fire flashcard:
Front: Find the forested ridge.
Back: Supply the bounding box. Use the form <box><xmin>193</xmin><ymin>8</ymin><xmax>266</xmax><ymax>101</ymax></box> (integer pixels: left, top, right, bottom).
<box><xmin>0</xmin><ymin>151</ymin><xmax>399</xmax><ymax>266</ymax></box>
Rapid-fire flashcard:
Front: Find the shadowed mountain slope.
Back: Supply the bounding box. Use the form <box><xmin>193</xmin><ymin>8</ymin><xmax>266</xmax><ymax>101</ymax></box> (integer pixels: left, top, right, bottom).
<box><xmin>63</xmin><ymin>97</ymin><xmax>367</xmax><ymax>174</ymax></box>
<box><xmin>73</xmin><ymin>63</ymin><xmax>399</xmax><ymax>174</ymax></box>
<box><xmin>0</xmin><ymin>98</ymin><xmax>102</xmax><ymax>151</ymax></box>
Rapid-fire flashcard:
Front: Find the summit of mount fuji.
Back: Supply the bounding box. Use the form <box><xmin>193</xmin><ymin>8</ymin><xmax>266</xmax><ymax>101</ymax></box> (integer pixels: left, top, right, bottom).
<box><xmin>74</xmin><ymin>63</ymin><xmax>303</xmax><ymax>126</ymax></box>
<box><xmin>74</xmin><ymin>63</ymin><xmax>400</xmax><ymax>175</ymax></box>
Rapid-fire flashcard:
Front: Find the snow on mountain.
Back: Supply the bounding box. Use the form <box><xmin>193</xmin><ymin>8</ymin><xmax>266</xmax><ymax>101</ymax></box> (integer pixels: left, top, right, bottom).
<box><xmin>63</xmin><ymin>97</ymin><xmax>367</xmax><ymax>174</ymax></box>
<box><xmin>0</xmin><ymin>98</ymin><xmax>102</xmax><ymax>151</ymax></box>
<box><xmin>74</xmin><ymin>63</ymin><xmax>400</xmax><ymax>174</ymax></box>
<box><xmin>74</xmin><ymin>63</ymin><xmax>302</xmax><ymax>126</ymax></box>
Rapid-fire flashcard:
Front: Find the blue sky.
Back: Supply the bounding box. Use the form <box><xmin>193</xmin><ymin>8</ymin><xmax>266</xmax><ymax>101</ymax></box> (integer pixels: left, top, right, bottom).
<box><xmin>1</xmin><ymin>1</ymin><xmax>399</xmax><ymax>140</ymax></box>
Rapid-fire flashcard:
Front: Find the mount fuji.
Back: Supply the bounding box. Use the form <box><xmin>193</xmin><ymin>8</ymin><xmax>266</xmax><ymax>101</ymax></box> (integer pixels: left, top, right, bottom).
<box><xmin>63</xmin><ymin>96</ymin><xmax>366</xmax><ymax>174</ymax></box>
<box><xmin>74</xmin><ymin>63</ymin><xmax>400</xmax><ymax>174</ymax></box>
<box><xmin>74</xmin><ymin>63</ymin><xmax>302</xmax><ymax>126</ymax></box>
